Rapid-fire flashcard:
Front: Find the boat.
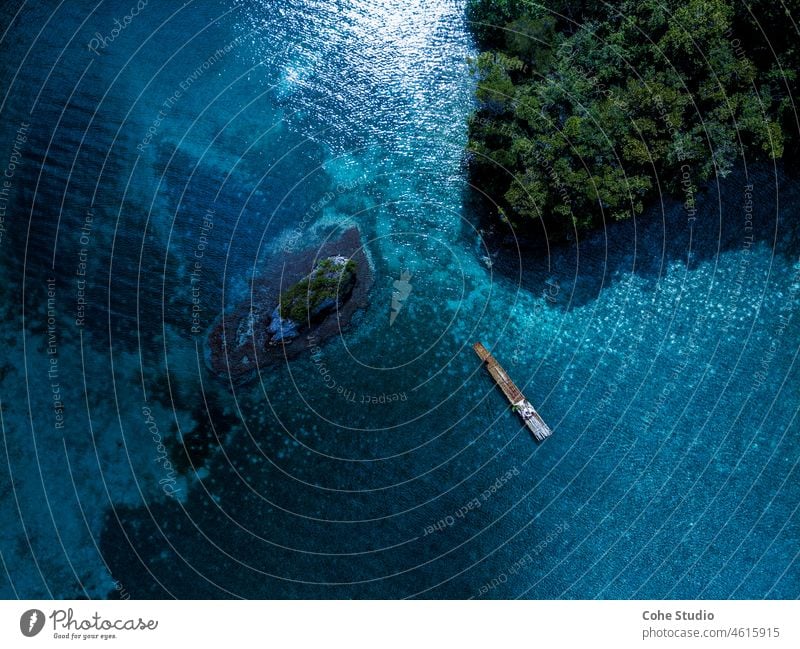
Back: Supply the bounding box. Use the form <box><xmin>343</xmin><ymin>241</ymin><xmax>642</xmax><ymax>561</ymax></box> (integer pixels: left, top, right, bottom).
<box><xmin>473</xmin><ymin>342</ymin><xmax>553</xmax><ymax>442</ymax></box>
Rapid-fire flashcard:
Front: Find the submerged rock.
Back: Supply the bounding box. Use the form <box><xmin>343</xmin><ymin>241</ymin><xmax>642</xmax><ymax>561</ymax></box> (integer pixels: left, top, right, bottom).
<box><xmin>267</xmin><ymin>306</ymin><xmax>299</xmax><ymax>344</ymax></box>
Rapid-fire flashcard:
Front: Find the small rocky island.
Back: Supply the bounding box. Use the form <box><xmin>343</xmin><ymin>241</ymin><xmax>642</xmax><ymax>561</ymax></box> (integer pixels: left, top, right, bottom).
<box><xmin>206</xmin><ymin>227</ymin><xmax>372</xmax><ymax>384</ymax></box>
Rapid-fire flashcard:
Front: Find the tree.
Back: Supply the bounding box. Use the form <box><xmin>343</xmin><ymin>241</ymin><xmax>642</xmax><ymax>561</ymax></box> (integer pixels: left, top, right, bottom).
<box><xmin>466</xmin><ymin>0</ymin><xmax>798</xmax><ymax>237</ymax></box>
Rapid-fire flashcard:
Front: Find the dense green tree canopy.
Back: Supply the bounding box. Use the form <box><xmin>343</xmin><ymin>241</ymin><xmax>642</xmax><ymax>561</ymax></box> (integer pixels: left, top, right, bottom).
<box><xmin>466</xmin><ymin>0</ymin><xmax>798</xmax><ymax>234</ymax></box>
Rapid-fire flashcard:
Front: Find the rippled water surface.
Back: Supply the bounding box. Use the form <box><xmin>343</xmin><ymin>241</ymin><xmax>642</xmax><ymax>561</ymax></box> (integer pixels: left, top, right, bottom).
<box><xmin>0</xmin><ymin>0</ymin><xmax>798</xmax><ymax>598</ymax></box>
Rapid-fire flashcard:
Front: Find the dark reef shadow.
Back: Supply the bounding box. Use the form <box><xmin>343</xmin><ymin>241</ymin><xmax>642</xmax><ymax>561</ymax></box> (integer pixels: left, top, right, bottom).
<box><xmin>470</xmin><ymin>163</ymin><xmax>799</xmax><ymax>309</ymax></box>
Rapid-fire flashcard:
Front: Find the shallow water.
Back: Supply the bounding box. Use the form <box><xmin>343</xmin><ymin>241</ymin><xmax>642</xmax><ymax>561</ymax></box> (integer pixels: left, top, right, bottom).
<box><xmin>0</xmin><ymin>0</ymin><xmax>798</xmax><ymax>598</ymax></box>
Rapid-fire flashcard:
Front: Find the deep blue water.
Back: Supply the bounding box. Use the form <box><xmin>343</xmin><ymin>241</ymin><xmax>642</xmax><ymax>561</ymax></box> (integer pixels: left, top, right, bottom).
<box><xmin>0</xmin><ymin>0</ymin><xmax>798</xmax><ymax>599</ymax></box>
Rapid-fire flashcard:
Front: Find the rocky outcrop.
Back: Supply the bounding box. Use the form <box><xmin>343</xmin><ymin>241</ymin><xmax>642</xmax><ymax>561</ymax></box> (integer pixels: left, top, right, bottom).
<box><xmin>205</xmin><ymin>227</ymin><xmax>371</xmax><ymax>385</ymax></box>
<box><xmin>272</xmin><ymin>255</ymin><xmax>357</xmax><ymax>342</ymax></box>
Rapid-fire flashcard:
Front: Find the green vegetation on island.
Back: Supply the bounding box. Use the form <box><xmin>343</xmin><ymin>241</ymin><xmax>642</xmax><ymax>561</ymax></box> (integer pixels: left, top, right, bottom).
<box><xmin>279</xmin><ymin>257</ymin><xmax>357</xmax><ymax>323</ymax></box>
<box><xmin>466</xmin><ymin>0</ymin><xmax>798</xmax><ymax>234</ymax></box>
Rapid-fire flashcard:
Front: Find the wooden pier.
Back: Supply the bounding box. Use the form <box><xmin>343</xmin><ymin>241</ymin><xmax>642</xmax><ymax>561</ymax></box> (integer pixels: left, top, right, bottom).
<box><xmin>473</xmin><ymin>342</ymin><xmax>553</xmax><ymax>442</ymax></box>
